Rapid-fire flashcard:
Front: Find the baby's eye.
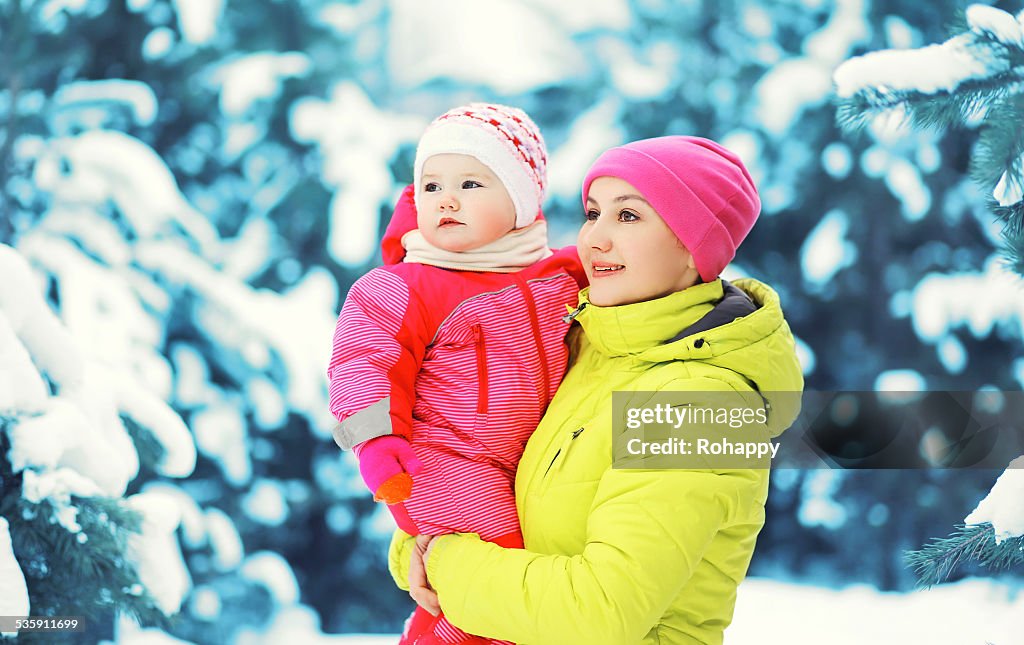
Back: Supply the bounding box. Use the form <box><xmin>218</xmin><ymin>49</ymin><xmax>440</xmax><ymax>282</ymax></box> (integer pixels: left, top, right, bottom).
<box><xmin>424</xmin><ymin>182</ymin><xmax>441</xmax><ymax>192</ymax></box>
<box><xmin>462</xmin><ymin>180</ymin><xmax>482</xmax><ymax>189</ymax></box>
<box><xmin>584</xmin><ymin>210</ymin><xmax>600</xmax><ymax>221</ymax></box>
<box><xmin>619</xmin><ymin>210</ymin><xmax>639</xmax><ymax>222</ymax></box>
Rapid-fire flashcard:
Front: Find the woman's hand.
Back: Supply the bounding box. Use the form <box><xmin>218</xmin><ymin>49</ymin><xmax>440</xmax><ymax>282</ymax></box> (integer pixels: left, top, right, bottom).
<box><xmin>409</xmin><ymin>534</ymin><xmax>440</xmax><ymax>616</ymax></box>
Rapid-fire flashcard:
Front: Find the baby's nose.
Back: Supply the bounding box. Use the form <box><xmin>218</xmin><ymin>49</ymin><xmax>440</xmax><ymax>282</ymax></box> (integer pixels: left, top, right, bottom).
<box><xmin>440</xmin><ymin>194</ymin><xmax>459</xmax><ymax>211</ymax></box>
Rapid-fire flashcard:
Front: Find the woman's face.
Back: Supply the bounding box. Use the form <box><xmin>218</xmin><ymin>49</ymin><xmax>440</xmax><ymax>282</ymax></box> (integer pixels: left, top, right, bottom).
<box><xmin>578</xmin><ymin>176</ymin><xmax>700</xmax><ymax>307</ymax></box>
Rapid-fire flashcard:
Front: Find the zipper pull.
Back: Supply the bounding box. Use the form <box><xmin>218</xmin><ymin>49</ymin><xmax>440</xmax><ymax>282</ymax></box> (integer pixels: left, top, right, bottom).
<box><xmin>562</xmin><ymin>302</ymin><xmax>587</xmax><ymax>324</ymax></box>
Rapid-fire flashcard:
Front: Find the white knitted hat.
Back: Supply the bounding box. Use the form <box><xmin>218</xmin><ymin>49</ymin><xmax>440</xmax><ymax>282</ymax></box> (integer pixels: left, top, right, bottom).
<box><xmin>413</xmin><ymin>103</ymin><xmax>548</xmax><ymax>229</ymax></box>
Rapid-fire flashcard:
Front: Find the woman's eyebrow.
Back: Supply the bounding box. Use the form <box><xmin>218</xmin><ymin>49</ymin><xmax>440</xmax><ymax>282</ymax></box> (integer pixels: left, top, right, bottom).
<box><xmin>586</xmin><ymin>194</ymin><xmax>651</xmax><ymax>205</ymax></box>
<box><xmin>615</xmin><ymin>194</ymin><xmax>651</xmax><ymax>205</ymax></box>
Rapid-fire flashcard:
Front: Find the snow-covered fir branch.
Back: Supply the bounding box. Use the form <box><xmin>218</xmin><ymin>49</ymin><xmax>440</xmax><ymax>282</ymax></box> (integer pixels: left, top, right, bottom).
<box><xmin>905</xmin><ymin>522</ymin><xmax>1024</xmax><ymax>588</ymax></box>
<box><xmin>835</xmin><ymin>6</ymin><xmax>1024</xmax><ymax>106</ymax></box>
<box><xmin>0</xmin><ymin>243</ymin><xmax>180</xmax><ymax>627</ymax></box>
<box><xmin>834</xmin><ymin>4</ymin><xmax>1024</xmax><ymax>278</ymax></box>
<box><xmin>0</xmin><ymin>117</ymin><xmax>339</xmax><ymax>635</ymax></box>
<box><xmin>906</xmin><ymin>456</ymin><xmax>1024</xmax><ymax>587</ymax></box>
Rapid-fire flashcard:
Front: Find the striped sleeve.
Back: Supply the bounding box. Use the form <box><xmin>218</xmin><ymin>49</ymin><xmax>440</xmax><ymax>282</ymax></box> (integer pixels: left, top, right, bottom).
<box><xmin>328</xmin><ymin>269</ymin><xmax>428</xmax><ymax>449</ymax></box>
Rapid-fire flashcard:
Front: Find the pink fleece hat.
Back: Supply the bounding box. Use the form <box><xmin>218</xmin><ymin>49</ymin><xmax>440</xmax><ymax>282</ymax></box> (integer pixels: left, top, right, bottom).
<box><xmin>581</xmin><ymin>136</ymin><xmax>760</xmax><ymax>283</ymax></box>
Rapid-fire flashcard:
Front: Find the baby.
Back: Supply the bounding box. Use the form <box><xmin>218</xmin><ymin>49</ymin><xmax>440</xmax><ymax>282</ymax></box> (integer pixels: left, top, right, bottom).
<box><xmin>328</xmin><ymin>103</ymin><xmax>585</xmax><ymax>644</ymax></box>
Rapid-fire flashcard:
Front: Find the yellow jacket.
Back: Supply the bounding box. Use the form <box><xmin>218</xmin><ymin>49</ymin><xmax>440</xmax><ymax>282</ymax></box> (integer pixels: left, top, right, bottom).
<box><xmin>390</xmin><ymin>278</ymin><xmax>804</xmax><ymax>644</ymax></box>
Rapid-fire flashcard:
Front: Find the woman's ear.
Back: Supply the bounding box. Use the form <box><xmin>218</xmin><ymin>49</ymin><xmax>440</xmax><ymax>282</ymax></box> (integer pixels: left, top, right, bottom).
<box><xmin>677</xmin><ymin>242</ymin><xmax>697</xmax><ymax>269</ymax></box>
<box><xmin>683</xmin><ymin>248</ymin><xmax>702</xmax><ymax>284</ymax></box>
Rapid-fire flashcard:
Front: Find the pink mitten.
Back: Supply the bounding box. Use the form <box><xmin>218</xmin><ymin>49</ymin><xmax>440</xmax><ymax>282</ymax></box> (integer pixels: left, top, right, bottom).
<box><xmin>354</xmin><ymin>435</ymin><xmax>424</xmax><ymax>504</ymax></box>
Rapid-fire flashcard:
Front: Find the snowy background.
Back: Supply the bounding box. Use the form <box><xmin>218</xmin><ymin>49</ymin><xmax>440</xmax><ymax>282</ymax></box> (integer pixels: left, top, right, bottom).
<box><xmin>1</xmin><ymin>0</ymin><xmax>1022</xmax><ymax>643</ymax></box>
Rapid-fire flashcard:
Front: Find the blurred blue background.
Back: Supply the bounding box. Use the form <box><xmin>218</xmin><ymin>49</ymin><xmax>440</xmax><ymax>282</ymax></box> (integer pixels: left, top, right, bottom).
<box><xmin>1</xmin><ymin>0</ymin><xmax>1021</xmax><ymax>641</ymax></box>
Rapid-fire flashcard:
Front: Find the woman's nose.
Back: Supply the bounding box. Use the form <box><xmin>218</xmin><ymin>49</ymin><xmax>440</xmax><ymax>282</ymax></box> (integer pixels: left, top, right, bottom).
<box><xmin>582</xmin><ymin>219</ymin><xmax>612</xmax><ymax>251</ymax></box>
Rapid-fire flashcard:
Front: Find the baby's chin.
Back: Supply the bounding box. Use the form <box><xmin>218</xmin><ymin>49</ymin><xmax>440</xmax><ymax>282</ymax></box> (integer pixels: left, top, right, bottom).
<box><xmin>424</xmin><ymin>231</ymin><xmax>500</xmax><ymax>253</ymax></box>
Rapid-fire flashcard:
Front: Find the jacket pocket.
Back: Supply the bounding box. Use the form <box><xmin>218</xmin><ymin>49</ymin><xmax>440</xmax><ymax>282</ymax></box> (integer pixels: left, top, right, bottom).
<box><xmin>543</xmin><ymin>426</ymin><xmax>586</xmax><ymax>478</ymax></box>
<box><xmin>472</xmin><ymin>323</ymin><xmax>488</xmax><ymax>415</ymax></box>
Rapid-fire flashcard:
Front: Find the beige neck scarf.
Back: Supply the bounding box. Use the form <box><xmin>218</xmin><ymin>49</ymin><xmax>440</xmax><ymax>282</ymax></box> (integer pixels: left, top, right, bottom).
<box><xmin>402</xmin><ymin>219</ymin><xmax>552</xmax><ymax>273</ymax></box>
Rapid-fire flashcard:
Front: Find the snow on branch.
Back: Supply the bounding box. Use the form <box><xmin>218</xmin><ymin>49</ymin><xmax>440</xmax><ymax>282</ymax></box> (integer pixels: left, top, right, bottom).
<box><xmin>0</xmin><ymin>243</ymin><xmax>197</xmax><ymax>494</ymax></box>
<box><xmin>834</xmin><ymin>34</ymin><xmax>998</xmax><ymax>100</ymax></box>
<box><xmin>834</xmin><ymin>4</ymin><xmax>1024</xmax><ymax>277</ymax></box>
<box><xmin>905</xmin><ymin>456</ymin><xmax>1024</xmax><ymax>587</ymax></box>
<box><xmin>965</xmin><ymin>455</ymin><xmax>1024</xmax><ymax>543</ymax></box>
<box><xmin>836</xmin><ymin>6</ymin><xmax>1024</xmax><ymax>98</ymax></box>
<box><xmin>834</xmin><ymin>5</ymin><xmax>1024</xmax><ymax>125</ymax></box>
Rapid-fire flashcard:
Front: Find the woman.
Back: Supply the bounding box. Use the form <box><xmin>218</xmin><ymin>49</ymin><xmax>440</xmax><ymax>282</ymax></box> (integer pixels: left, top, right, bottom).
<box><xmin>390</xmin><ymin>136</ymin><xmax>804</xmax><ymax>644</ymax></box>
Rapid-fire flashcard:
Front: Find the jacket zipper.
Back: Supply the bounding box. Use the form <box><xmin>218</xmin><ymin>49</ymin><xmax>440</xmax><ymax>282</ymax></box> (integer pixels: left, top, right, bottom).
<box><xmin>543</xmin><ymin>427</ymin><xmax>585</xmax><ymax>477</ymax></box>
<box><xmin>513</xmin><ymin>274</ymin><xmax>551</xmax><ymax>415</ymax></box>
<box><xmin>472</xmin><ymin>323</ymin><xmax>488</xmax><ymax>414</ymax></box>
<box><xmin>543</xmin><ymin>449</ymin><xmax>561</xmax><ymax>476</ymax></box>
<box><xmin>562</xmin><ymin>301</ymin><xmax>587</xmax><ymax>323</ymax></box>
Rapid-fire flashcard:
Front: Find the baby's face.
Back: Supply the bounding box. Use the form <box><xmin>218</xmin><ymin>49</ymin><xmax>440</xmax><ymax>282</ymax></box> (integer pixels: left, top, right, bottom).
<box><xmin>417</xmin><ymin>154</ymin><xmax>516</xmax><ymax>252</ymax></box>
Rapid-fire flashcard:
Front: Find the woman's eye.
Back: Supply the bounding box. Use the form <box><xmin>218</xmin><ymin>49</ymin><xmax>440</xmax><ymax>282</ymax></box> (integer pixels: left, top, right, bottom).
<box><xmin>462</xmin><ymin>180</ymin><xmax>482</xmax><ymax>189</ymax></box>
<box><xmin>584</xmin><ymin>210</ymin><xmax>600</xmax><ymax>221</ymax></box>
<box><xmin>619</xmin><ymin>210</ymin><xmax>639</xmax><ymax>222</ymax></box>
<box><xmin>425</xmin><ymin>182</ymin><xmax>441</xmax><ymax>192</ymax></box>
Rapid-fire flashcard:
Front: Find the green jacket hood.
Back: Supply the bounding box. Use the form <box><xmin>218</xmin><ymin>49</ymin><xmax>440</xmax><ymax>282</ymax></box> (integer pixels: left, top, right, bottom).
<box><xmin>573</xmin><ymin>277</ymin><xmax>804</xmax><ymax>437</ymax></box>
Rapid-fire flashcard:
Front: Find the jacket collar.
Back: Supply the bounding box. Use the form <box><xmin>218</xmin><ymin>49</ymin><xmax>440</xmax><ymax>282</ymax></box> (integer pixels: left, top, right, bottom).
<box><xmin>573</xmin><ymin>279</ymin><xmax>727</xmax><ymax>357</ymax></box>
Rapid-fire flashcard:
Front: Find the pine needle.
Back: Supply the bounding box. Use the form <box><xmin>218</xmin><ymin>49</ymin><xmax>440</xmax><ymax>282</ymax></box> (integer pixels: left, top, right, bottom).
<box><xmin>904</xmin><ymin>523</ymin><xmax>1024</xmax><ymax>588</ymax></box>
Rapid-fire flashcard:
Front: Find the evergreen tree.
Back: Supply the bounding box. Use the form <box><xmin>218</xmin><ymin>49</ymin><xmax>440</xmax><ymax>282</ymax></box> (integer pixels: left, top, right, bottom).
<box><xmin>835</xmin><ymin>4</ymin><xmax>1024</xmax><ymax>277</ymax></box>
<box><xmin>0</xmin><ymin>1</ymin><xmax>393</xmax><ymax>640</ymax></box>
<box><xmin>0</xmin><ymin>243</ymin><xmax>171</xmax><ymax>643</ymax></box>
<box><xmin>834</xmin><ymin>3</ymin><xmax>1024</xmax><ymax>587</ymax></box>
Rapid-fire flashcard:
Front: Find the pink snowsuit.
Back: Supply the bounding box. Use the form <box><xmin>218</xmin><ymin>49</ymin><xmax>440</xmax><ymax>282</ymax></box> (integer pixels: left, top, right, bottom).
<box><xmin>328</xmin><ymin>185</ymin><xmax>584</xmax><ymax>643</ymax></box>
